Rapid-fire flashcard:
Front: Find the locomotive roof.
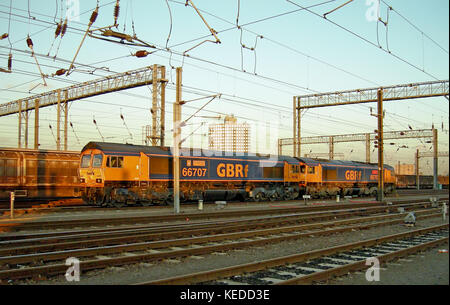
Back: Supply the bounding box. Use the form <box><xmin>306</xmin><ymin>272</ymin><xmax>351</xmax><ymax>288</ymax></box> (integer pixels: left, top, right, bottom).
<box><xmin>81</xmin><ymin>142</ymin><xmax>299</xmax><ymax>163</ymax></box>
<box><xmin>299</xmin><ymin>157</ymin><xmax>394</xmax><ymax>170</ymax></box>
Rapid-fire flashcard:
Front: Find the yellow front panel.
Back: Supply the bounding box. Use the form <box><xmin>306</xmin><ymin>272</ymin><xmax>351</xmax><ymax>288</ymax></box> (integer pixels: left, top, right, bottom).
<box><xmin>79</xmin><ymin>149</ymin><xmax>104</xmax><ymax>186</ymax></box>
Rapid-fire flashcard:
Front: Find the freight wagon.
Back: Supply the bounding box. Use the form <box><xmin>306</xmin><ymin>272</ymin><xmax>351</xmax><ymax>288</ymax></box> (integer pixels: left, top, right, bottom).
<box><xmin>396</xmin><ymin>174</ymin><xmax>449</xmax><ymax>189</ymax></box>
<box><xmin>0</xmin><ymin>147</ymin><xmax>81</xmax><ymax>200</ymax></box>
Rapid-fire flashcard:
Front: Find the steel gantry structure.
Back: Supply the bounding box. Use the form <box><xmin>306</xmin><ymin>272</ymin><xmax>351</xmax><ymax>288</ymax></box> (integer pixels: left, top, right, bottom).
<box><xmin>0</xmin><ymin>65</ymin><xmax>167</xmax><ymax>150</ymax></box>
<box><xmin>416</xmin><ymin>150</ymin><xmax>449</xmax><ymax>190</ymax></box>
<box><xmin>293</xmin><ymin>80</ymin><xmax>449</xmax><ymax>199</ymax></box>
<box><xmin>303</xmin><ymin>152</ymin><xmax>345</xmax><ymax>159</ymax></box>
<box><xmin>279</xmin><ymin>129</ymin><xmax>435</xmax><ymax>162</ymax></box>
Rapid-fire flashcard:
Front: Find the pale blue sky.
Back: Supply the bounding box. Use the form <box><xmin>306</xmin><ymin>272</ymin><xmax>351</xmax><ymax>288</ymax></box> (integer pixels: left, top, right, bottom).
<box><xmin>0</xmin><ymin>0</ymin><xmax>448</xmax><ymax>174</ymax></box>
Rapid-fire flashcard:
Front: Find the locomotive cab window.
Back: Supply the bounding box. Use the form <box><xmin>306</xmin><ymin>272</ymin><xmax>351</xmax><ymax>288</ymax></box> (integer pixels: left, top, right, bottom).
<box><xmin>106</xmin><ymin>156</ymin><xmax>124</xmax><ymax>168</ymax></box>
<box><xmin>92</xmin><ymin>154</ymin><xmax>103</xmax><ymax>168</ymax></box>
<box><xmin>81</xmin><ymin>155</ymin><xmax>91</xmax><ymax>168</ymax></box>
<box><xmin>291</xmin><ymin>165</ymin><xmax>300</xmax><ymax>174</ymax></box>
<box><xmin>308</xmin><ymin>167</ymin><xmax>315</xmax><ymax>174</ymax></box>
<box><xmin>300</xmin><ymin>165</ymin><xmax>306</xmax><ymax>173</ymax></box>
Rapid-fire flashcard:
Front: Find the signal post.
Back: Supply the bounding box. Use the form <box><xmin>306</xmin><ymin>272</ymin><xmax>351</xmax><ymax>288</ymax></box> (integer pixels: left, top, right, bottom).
<box><xmin>376</xmin><ymin>89</ymin><xmax>384</xmax><ymax>201</ymax></box>
<box><xmin>173</xmin><ymin>67</ymin><xmax>182</xmax><ymax>214</ymax></box>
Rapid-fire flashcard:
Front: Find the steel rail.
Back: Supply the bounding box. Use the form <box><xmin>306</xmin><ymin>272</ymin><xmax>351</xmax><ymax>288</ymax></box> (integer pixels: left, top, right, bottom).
<box><xmin>0</xmin><ymin>207</ymin><xmax>439</xmax><ymax>256</ymax></box>
<box><xmin>276</xmin><ymin>236</ymin><xmax>448</xmax><ymax>284</ymax></box>
<box><xmin>137</xmin><ymin>223</ymin><xmax>449</xmax><ymax>285</ymax></box>
<box><xmin>1</xmin><ymin>197</ymin><xmax>446</xmax><ymax>232</ymax></box>
<box><xmin>0</xmin><ymin>213</ymin><xmax>445</xmax><ymax>281</ymax></box>
<box><xmin>1</xmin><ymin>199</ymin><xmax>443</xmax><ymax>242</ymax></box>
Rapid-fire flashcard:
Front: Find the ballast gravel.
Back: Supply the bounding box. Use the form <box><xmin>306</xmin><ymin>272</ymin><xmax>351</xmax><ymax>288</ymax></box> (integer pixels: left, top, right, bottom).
<box><xmin>21</xmin><ymin>216</ymin><xmax>448</xmax><ymax>285</ymax></box>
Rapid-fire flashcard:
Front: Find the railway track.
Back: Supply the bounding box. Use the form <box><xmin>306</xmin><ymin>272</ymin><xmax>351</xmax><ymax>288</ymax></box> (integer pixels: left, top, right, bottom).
<box><xmin>137</xmin><ymin>224</ymin><xmax>449</xmax><ymax>285</ymax></box>
<box><xmin>0</xmin><ymin>198</ymin><xmax>84</xmax><ymax>210</ymax></box>
<box><xmin>0</xmin><ymin>205</ymin><xmax>441</xmax><ymax>254</ymax></box>
<box><xmin>0</xmin><ymin>189</ymin><xmax>446</xmax><ymax>215</ymax></box>
<box><xmin>1</xmin><ymin>197</ymin><xmax>447</xmax><ymax>233</ymax></box>
<box><xmin>0</xmin><ymin>203</ymin><xmax>445</xmax><ymax>282</ymax></box>
<box><xmin>0</xmin><ymin>200</ymin><xmax>445</xmax><ymax>243</ymax></box>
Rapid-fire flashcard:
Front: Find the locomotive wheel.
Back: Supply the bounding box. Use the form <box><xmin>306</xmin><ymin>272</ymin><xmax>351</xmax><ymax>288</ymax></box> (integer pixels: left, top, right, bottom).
<box><xmin>254</xmin><ymin>192</ymin><xmax>265</xmax><ymax>202</ymax></box>
<box><xmin>140</xmin><ymin>201</ymin><xmax>152</xmax><ymax>207</ymax></box>
<box><xmin>112</xmin><ymin>200</ymin><xmax>125</xmax><ymax>208</ymax></box>
<box><xmin>283</xmin><ymin>192</ymin><xmax>292</xmax><ymax>200</ymax></box>
<box><xmin>107</xmin><ymin>199</ymin><xmax>124</xmax><ymax>208</ymax></box>
<box><xmin>93</xmin><ymin>194</ymin><xmax>104</xmax><ymax>207</ymax></box>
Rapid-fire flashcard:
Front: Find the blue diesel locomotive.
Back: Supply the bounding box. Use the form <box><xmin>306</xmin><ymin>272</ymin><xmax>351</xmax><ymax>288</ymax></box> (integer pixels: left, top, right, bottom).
<box><xmin>79</xmin><ymin>142</ymin><xmax>395</xmax><ymax>206</ymax></box>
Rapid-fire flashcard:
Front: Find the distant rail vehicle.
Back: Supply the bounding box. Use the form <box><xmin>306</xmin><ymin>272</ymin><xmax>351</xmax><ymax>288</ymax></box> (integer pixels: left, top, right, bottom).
<box><xmin>0</xmin><ymin>147</ymin><xmax>81</xmax><ymax>200</ymax></box>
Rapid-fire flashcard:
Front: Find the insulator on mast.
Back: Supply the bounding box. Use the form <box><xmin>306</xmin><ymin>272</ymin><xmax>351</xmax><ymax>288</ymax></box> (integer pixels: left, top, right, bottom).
<box><xmin>8</xmin><ymin>53</ymin><xmax>12</xmax><ymax>70</ymax></box>
<box><xmin>55</xmin><ymin>68</ymin><xmax>67</xmax><ymax>76</ymax></box>
<box><xmin>26</xmin><ymin>36</ymin><xmax>34</xmax><ymax>49</ymax></box>
<box><xmin>61</xmin><ymin>18</ymin><xmax>68</xmax><ymax>38</ymax></box>
<box><xmin>55</xmin><ymin>21</ymin><xmax>63</xmax><ymax>38</ymax></box>
<box><xmin>134</xmin><ymin>50</ymin><xmax>150</xmax><ymax>58</ymax></box>
<box><xmin>114</xmin><ymin>0</ymin><xmax>120</xmax><ymax>27</ymax></box>
<box><xmin>90</xmin><ymin>7</ymin><xmax>99</xmax><ymax>25</ymax></box>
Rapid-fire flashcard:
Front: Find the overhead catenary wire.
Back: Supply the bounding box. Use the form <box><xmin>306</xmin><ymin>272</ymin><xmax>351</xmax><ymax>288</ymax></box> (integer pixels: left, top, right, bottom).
<box><xmin>2</xmin><ymin>36</ymin><xmax>446</xmax><ymax>127</ymax></box>
<box><xmin>120</xmin><ymin>110</ymin><xmax>133</xmax><ymax>139</ymax></box>
<box><xmin>48</xmin><ymin>124</ymin><xmax>57</xmax><ymax>144</ymax></box>
<box><xmin>0</xmin><ymin>2</ymin><xmax>369</xmax><ymax>93</ymax></box>
<box><xmin>184</xmin><ymin>0</ymin><xmax>221</xmax><ymax>44</ymax></box>
<box><xmin>25</xmin><ymin>35</ymin><xmax>47</xmax><ymax>86</ymax></box>
<box><xmin>1</xmin><ymin>50</ymin><xmax>443</xmax><ymax>138</ymax></box>
<box><xmin>69</xmin><ymin>121</ymin><xmax>81</xmax><ymax>144</ymax></box>
<box><xmin>66</xmin><ymin>3</ymin><xmax>99</xmax><ymax>76</ymax></box>
<box><xmin>166</xmin><ymin>0</ymin><xmax>381</xmax><ymax>87</ymax></box>
<box><xmin>2</xmin><ymin>1</ymin><xmax>446</xmax><ymax>147</ymax></box>
<box><xmin>380</xmin><ymin>0</ymin><xmax>449</xmax><ymax>54</ymax></box>
<box><xmin>239</xmin><ymin>26</ymin><xmax>263</xmax><ymax>74</ymax></box>
<box><xmin>286</xmin><ymin>0</ymin><xmax>442</xmax><ymax>81</ymax></box>
<box><xmin>93</xmin><ymin>116</ymin><xmax>105</xmax><ymax>142</ymax></box>
<box><xmin>376</xmin><ymin>5</ymin><xmax>392</xmax><ymax>52</ymax></box>
<box><xmin>0</xmin><ymin>0</ymin><xmax>116</xmax><ymax>47</ymax></box>
<box><xmin>164</xmin><ymin>0</ymin><xmax>173</xmax><ymax>49</ymax></box>
<box><xmin>323</xmin><ymin>0</ymin><xmax>354</xmax><ymax>18</ymax></box>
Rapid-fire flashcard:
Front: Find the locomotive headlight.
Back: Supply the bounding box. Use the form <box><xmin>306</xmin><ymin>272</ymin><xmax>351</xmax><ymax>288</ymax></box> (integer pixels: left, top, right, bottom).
<box><xmin>80</xmin><ymin>178</ymin><xmax>85</xmax><ymax>183</ymax></box>
<box><xmin>96</xmin><ymin>179</ymin><xmax>102</xmax><ymax>183</ymax></box>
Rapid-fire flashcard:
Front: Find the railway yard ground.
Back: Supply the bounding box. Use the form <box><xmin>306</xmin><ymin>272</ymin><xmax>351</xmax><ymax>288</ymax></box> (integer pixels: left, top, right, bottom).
<box><xmin>0</xmin><ymin>189</ymin><xmax>448</xmax><ymax>286</ymax></box>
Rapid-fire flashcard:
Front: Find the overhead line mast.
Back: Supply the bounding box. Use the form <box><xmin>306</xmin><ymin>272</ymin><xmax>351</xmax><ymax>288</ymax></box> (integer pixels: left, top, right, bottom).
<box><xmin>293</xmin><ymin>80</ymin><xmax>449</xmax><ymax>199</ymax></box>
